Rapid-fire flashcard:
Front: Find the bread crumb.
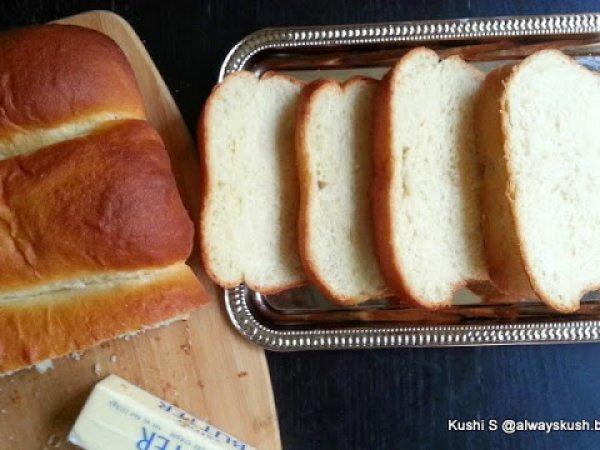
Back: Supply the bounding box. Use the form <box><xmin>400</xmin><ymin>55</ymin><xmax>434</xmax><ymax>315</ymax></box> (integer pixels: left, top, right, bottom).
<box><xmin>180</xmin><ymin>324</ymin><xmax>193</xmax><ymax>355</ymax></box>
<box><xmin>47</xmin><ymin>433</ymin><xmax>61</xmax><ymax>448</ymax></box>
<box><xmin>180</xmin><ymin>342</ymin><xmax>191</xmax><ymax>355</ymax></box>
<box><xmin>0</xmin><ymin>408</ymin><xmax>7</xmax><ymax>414</ymax></box>
<box><xmin>110</xmin><ymin>355</ymin><xmax>118</xmax><ymax>364</ymax></box>
<box><xmin>162</xmin><ymin>381</ymin><xmax>178</xmax><ymax>399</ymax></box>
<box><xmin>93</xmin><ymin>363</ymin><xmax>102</xmax><ymax>376</ymax></box>
<box><xmin>238</xmin><ymin>371</ymin><xmax>248</xmax><ymax>378</ymax></box>
<box><xmin>34</xmin><ymin>359</ymin><xmax>54</xmax><ymax>374</ymax></box>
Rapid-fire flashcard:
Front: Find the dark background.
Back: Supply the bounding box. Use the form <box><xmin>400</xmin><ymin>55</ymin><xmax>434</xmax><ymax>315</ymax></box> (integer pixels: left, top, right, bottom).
<box><xmin>2</xmin><ymin>1</ymin><xmax>600</xmax><ymax>449</ymax></box>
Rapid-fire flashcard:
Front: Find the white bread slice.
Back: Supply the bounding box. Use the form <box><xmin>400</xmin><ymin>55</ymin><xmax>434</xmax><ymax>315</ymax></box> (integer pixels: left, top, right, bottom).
<box><xmin>199</xmin><ymin>71</ymin><xmax>306</xmax><ymax>293</ymax></box>
<box><xmin>475</xmin><ymin>64</ymin><xmax>537</xmax><ymax>300</ymax></box>
<box><xmin>296</xmin><ymin>77</ymin><xmax>391</xmax><ymax>304</ymax></box>
<box><xmin>372</xmin><ymin>47</ymin><xmax>488</xmax><ymax>309</ymax></box>
<box><xmin>476</xmin><ymin>50</ymin><xmax>600</xmax><ymax>312</ymax></box>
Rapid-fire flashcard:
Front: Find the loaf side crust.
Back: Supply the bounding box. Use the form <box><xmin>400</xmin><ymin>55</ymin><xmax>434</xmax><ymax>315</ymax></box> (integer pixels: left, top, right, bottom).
<box><xmin>0</xmin><ymin>263</ymin><xmax>206</xmax><ymax>375</ymax></box>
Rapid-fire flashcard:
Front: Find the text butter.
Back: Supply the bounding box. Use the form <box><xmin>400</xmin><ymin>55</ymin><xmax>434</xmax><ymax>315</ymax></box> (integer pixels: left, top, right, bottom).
<box><xmin>69</xmin><ymin>374</ymin><xmax>255</xmax><ymax>450</ymax></box>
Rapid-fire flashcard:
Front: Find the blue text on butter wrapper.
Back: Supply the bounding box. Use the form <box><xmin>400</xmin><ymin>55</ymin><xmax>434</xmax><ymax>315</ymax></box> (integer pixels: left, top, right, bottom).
<box><xmin>137</xmin><ymin>426</ymin><xmax>246</xmax><ymax>450</ymax></box>
<box><xmin>137</xmin><ymin>426</ymin><xmax>196</xmax><ymax>450</ymax></box>
<box><xmin>158</xmin><ymin>400</ymin><xmax>247</xmax><ymax>450</ymax></box>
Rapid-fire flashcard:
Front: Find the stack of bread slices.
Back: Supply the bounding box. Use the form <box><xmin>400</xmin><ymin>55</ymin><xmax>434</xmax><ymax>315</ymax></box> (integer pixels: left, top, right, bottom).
<box><xmin>200</xmin><ymin>47</ymin><xmax>600</xmax><ymax>314</ymax></box>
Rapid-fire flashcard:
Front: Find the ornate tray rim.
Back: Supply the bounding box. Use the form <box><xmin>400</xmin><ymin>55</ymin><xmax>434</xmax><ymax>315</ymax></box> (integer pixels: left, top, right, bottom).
<box><xmin>219</xmin><ymin>12</ymin><xmax>600</xmax><ymax>350</ymax></box>
<box><xmin>225</xmin><ymin>286</ymin><xmax>600</xmax><ymax>350</ymax></box>
<box><xmin>220</xmin><ymin>11</ymin><xmax>600</xmax><ymax>79</ymax></box>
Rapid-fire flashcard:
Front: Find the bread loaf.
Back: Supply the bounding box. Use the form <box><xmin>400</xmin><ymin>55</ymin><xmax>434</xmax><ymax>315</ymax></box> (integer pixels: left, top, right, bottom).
<box><xmin>372</xmin><ymin>47</ymin><xmax>488</xmax><ymax>309</ymax></box>
<box><xmin>476</xmin><ymin>50</ymin><xmax>600</xmax><ymax>312</ymax></box>
<box><xmin>199</xmin><ymin>71</ymin><xmax>306</xmax><ymax>293</ymax></box>
<box><xmin>0</xmin><ymin>25</ymin><xmax>206</xmax><ymax>375</ymax></box>
<box><xmin>295</xmin><ymin>77</ymin><xmax>390</xmax><ymax>304</ymax></box>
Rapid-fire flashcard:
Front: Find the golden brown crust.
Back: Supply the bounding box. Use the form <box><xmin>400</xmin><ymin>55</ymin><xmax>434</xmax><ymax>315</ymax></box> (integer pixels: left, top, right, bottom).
<box><xmin>340</xmin><ymin>76</ymin><xmax>377</xmax><ymax>89</ymax></box>
<box><xmin>0</xmin><ymin>24</ymin><xmax>207</xmax><ymax>375</ymax></box>
<box><xmin>261</xmin><ymin>70</ymin><xmax>306</xmax><ymax>88</ymax></box>
<box><xmin>197</xmin><ymin>77</ymin><xmax>224</xmax><ymax>287</ymax></box>
<box><xmin>0</xmin><ymin>120</ymin><xmax>194</xmax><ymax>292</ymax></box>
<box><xmin>0</xmin><ymin>264</ymin><xmax>207</xmax><ymax>375</ymax></box>
<box><xmin>475</xmin><ymin>64</ymin><xmax>537</xmax><ymax>300</ymax></box>
<box><xmin>0</xmin><ymin>24</ymin><xmax>145</xmax><ymax>142</ymax></box>
<box><xmin>296</xmin><ymin>77</ymin><xmax>390</xmax><ymax>305</ymax></box>
<box><xmin>245</xmin><ymin>279</ymin><xmax>306</xmax><ymax>296</ymax></box>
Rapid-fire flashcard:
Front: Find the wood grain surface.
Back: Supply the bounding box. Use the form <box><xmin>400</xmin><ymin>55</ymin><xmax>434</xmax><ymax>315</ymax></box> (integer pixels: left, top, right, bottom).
<box><xmin>0</xmin><ymin>10</ymin><xmax>280</xmax><ymax>450</ymax></box>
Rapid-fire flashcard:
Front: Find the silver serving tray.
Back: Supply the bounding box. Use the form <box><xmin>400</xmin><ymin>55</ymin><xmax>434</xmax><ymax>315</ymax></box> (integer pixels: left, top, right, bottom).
<box><xmin>220</xmin><ymin>12</ymin><xmax>600</xmax><ymax>350</ymax></box>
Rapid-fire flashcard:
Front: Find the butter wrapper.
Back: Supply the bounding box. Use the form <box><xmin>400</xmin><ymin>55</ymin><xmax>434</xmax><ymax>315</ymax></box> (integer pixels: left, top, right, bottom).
<box><xmin>69</xmin><ymin>374</ymin><xmax>255</xmax><ymax>450</ymax></box>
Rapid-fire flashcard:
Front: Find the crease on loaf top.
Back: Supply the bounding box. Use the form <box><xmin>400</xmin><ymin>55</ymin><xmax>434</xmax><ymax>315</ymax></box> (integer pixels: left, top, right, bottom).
<box><xmin>0</xmin><ymin>262</ymin><xmax>190</xmax><ymax>305</ymax></box>
<box><xmin>0</xmin><ymin>24</ymin><xmax>146</xmax><ymax>159</ymax></box>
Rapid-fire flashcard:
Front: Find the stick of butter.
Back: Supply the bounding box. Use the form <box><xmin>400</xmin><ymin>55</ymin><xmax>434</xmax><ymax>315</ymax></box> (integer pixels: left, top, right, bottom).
<box><xmin>69</xmin><ymin>374</ymin><xmax>255</xmax><ymax>450</ymax></box>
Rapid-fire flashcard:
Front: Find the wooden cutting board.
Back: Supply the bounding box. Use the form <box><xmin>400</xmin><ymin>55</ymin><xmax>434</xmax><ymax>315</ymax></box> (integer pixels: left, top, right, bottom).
<box><xmin>0</xmin><ymin>10</ymin><xmax>280</xmax><ymax>450</ymax></box>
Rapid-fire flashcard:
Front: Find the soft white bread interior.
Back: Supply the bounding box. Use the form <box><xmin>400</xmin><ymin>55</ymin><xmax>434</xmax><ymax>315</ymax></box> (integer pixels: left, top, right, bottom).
<box><xmin>478</xmin><ymin>50</ymin><xmax>600</xmax><ymax>312</ymax></box>
<box><xmin>371</xmin><ymin>47</ymin><xmax>488</xmax><ymax>309</ymax></box>
<box><xmin>295</xmin><ymin>77</ymin><xmax>390</xmax><ymax>304</ymax></box>
<box><xmin>199</xmin><ymin>71</ymin><xmax>306</xmax><ymax>293</ymax></box>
